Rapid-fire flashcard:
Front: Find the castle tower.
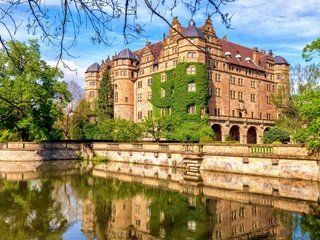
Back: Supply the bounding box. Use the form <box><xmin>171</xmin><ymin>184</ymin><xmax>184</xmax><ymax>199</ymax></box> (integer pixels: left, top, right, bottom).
<box><xmin>85</xmin><ymin>62</ymin><xmax>101</xmax><ymax>108</ymax></box>
<box><xmin>178</xmin><ymin>19</ymin><xmax>206</xmax><ymax>63</ymax></box>
<box><xmin>274</xmin><ymin>56</ymin><xmax>290</xmax><ymax>109</ymax></box>
<box><xmin>113</xmin><ymin>48</ymin><xmax>139</xmax><ymax>120</ymax></box>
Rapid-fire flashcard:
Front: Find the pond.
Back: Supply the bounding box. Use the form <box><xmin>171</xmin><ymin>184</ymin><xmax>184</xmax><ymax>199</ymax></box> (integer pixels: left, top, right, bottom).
<box><xmin>0</xmin><ymin>161</ymin><xmax>319</xmax><ymax>239</ymax></box>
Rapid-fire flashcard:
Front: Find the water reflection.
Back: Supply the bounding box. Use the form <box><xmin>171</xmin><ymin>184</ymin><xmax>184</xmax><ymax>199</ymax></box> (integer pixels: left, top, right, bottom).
<box><xmin>0</xmin><ymin>161</ymin><xmax>319</xmax><ymax>239</ymax></box>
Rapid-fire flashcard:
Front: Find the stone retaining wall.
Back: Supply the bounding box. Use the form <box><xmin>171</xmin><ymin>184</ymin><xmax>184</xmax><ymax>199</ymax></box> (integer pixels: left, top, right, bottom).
<box><xmin>1</xmin><ymin>141</ymin><xmax>319</xmax><ymax>181</ymax></box>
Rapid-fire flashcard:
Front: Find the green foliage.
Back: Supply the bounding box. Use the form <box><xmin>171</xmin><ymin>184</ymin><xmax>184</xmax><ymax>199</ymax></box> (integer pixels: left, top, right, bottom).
<box><xmin>263</xmin><ymin>128</ymin><xmax>290</xmax><ymax>144</ymax></box>
<box><xmin>91</xmin><ymin>155</ymin><xmax>109</xmax><ymax>165</ymax></box>
<box><xmin>199</xmin><ymin>135</ymin><xmax>214</xmax><ymax>144</ymax></box>
<box><xmin>293</xmin><ymin>89</ymin><xmax>320</xmax><ymax>151</ymax></box>
<box><xmin>0</xmin><ymin>129</ymin><xmax>19</xmax><ymax>142</ymax></box>
<box><xmin>0</xmin><ymin>40</ymin><xmax>71</xmax><ymax>141</ymax></box>
<box><xmin>301</xmin><ymin>203</ymin><xmax>320</xmax><ymax>240</ymax></box>
<box><xmin>70</xmin><ymin>99</ymin><xmax>93</xmax><ymax>140</ymax></box>
<box><xmin>165</xmin><ymin>118</ymin><xmax>214</xmax><ymax>142</ymax></box>
<box><xmin>149</xmin><ymin>62</ymin><xmax>211</xmax><ymax>142</ymax></box>
<box><xmin>95</xmin><ymin>70</ymin><xmax>114</xmax><ymax>119</ymax></box>
<box><xmin>0</xmin><ymin>180</ymin><xmax>68</xmax><ymax>239</ymax></box>
<box><xmin>303</xmin><ymin>38</ymin><xmax>320</xmax><ymax>62</ymax></box>
<box><xmin>84</xmin><ymin>118</ymin><xmax>143</xmax><ymax>142</ymax></box>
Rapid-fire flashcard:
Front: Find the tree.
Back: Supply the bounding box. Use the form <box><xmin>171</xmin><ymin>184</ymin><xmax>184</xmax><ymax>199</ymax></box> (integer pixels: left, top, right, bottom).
<box><xmin>69</xmin><ymin>99</ymin><xmax>93</xmax><ymax>140</ymax></box>
<box><xmin>303</xmin><ymin>38</ymin><xmax>320</xmax><ymax>62</ymax></box>
<box><xmin>0</xmin><ymin>1</ymin><xmax>233</xmax><ymax>65</ymax></box>
<box><xmin>95</xmin><ymin>70</ymin><xmax>114</xmax><ymax>120</ymax></box>
<box><xmin>0</xmin><ymin>40</ymin><xmax>70</xmax><ymax>141</ymax></box>
<box><xmin>262</xmin><ymin>128</ymin><xmax>290</xmax><ymax>144</ymax></box>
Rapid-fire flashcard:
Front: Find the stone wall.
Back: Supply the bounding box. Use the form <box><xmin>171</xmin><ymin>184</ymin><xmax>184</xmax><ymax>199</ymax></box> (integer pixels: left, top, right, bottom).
<box><xmin>1</xmin><ymin>141</ymin><xmax>319</xmax><ymax>181</ymax></box>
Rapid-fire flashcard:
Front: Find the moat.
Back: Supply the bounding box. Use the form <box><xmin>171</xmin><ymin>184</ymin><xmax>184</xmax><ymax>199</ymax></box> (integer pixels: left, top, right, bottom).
<box><xmin>0</xmin><ymin>160</ymin><xmax>319</xmax><ymax>239</ymax></box>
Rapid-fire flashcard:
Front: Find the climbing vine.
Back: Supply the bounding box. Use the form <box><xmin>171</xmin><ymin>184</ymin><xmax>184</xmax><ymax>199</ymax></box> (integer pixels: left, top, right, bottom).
<box><xmin>149</xmin><ymin>62</ymin><xmax>213</xmax><ymax>142</ymax></box>
<box><xmin>151</xmin><ymin>62</ymin><xmax>208</xmax><ymax>119</ymax></box>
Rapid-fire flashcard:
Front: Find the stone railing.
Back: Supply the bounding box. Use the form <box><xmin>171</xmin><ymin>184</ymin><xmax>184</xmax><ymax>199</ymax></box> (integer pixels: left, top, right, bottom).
<box><xmin>0</xmin><ymin>141</ymin><xmax>312</xmax><ymax>159</ymax></box>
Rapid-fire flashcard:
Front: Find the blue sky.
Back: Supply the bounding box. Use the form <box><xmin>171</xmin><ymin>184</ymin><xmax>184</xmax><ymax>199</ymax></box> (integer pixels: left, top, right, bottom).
<box><xmin>1</xmin><ymin>0</ymin><xmax>320</xmax><ymax>86</ymax></box>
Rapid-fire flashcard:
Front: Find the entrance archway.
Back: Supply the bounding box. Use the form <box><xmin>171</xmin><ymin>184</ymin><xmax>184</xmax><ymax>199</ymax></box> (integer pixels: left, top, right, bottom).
<box><xmin>247</xmin><ymin>126</ymin><xmax>257</xmax><ymax>144</ymax></box>
<box><xmin>212</xmin><ymin>124</ymin><xmax>222</xmax><ymax>141</ymax></box>
<box><xmin>229</xmin><ymin>125</ymin><xmax>240</xmax><ymax>142</ymax></box>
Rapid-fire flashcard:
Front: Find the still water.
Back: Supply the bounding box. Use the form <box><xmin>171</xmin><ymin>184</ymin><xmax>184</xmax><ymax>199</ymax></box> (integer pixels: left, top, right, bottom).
<box><xmin>0</xmin><ymin>162</ymin><xmax>319</xmax><ymax>239</ymax></box>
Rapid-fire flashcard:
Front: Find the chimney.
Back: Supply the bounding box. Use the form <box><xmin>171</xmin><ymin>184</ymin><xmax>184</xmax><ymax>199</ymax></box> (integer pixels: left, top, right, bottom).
<box><xmin>252</xmin><ymin>47</ymin><xmax>259</xmax><ymax>65</ymax></box>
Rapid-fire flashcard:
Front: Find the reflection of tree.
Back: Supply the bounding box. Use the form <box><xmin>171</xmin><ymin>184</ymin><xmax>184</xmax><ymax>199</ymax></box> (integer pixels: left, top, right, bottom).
<box><xmin>148</xmin><ymin>191</ymin><xmax>212</xmax><ymax>239</ymax></box>
<box><xmin>301</xmin><ymin>203</ymin><xmax>320</xmax><ymax>239</ymax></box>
<box><xmin>0</xmin><ymin>180</ymin><xmax>67</xmax><ymax>239</ymax></box>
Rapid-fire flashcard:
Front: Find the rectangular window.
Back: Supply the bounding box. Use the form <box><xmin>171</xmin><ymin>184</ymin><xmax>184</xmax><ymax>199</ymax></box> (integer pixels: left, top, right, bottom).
<box><xmin>137</xmin><ymin>111</ymin><xmax>142</xmax><ymax>120</ymax></box>
<box><xmin>161</xmin><ymin>74</ymin><xmax>167</xmax><ymax>82</ymax></box>
<box><xmin>214</xmin><ymin>108</ymin><xmax>220</xmax><ymax>116</ymax></box>
<box><xmin>250</xmin><ymin>94</ymin><xmax>256</xmax><ymax>102</ymax></box>
<box><xmin>188</xmin><ymin>105</ymin><xmax>196</xmax><ymax>114</ymax></box>
<box><xmin>251</xmin><ymin>81</ymin><xmax>256</xmax><ymax>88</ymax></box>
<box><xmin>137</xmin><ymin>93</ymin><xmax>142</xmax><ymax>102</ymax></box>
<box><xmin>188</xmin><ymin>82</ymin><xmax>196</xmax><ymax>92</ymax></box>
<box><xmin>147</xmin><ymin>110</ymin><xmax>153</xmax><ymax>118</ymax></box>
<box><xmin>215</xmin><ymin>73</ymin><xmax>221</xmax><ymax>82</ymax></box>
<box><xmin>137</xmin><ymin>81</ymin><xmax>142</xmax><ymax>88</ymax></box>
<box><xmin>230</xmin><ymin>76</ymin><xmax>236</xmax><ymax>85</ymax></box>
<box><xmin>267</xmin><ymin>96</ymin><xmax>271</xmax><ymax>104</ymax></box>
<box><xmin>148</xmin><ymin>92</ymin><xmax>152</xmax><ymax>100</ymax></box>
<box><xmin>214</xmin><ymin>88</ymin><xmax>221</xmax><ymax>97</ymax></box>
<box><xmin>238</xmin><ymin>78</ymin><xmax>244</xmax><ymax>86</ymax></box>
<box><xmin>148</xmin><ymin>78</ymin><xmax>152</xmax><ymax>86</ymax></box>
<box><xmin>230</xmin><ymin>90</ymin><xmax>236</xmax><ymax>99</ymax></box>
<box><xmin>208</xmin><ymin>87</ymin><xmax>212</xmax><ymax>96</ymax></box>
<box><xmin>238</xmin><ymin>91</ymin><xmax>243</xmax><ymax>101</ymax></box>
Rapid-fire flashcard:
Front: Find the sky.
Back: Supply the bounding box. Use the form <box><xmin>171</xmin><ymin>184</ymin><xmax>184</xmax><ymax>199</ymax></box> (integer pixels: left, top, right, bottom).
<box><xmin>1</xmin><ymin>0</ymin><xmax>320</xmax><ymax>87</ymax></box>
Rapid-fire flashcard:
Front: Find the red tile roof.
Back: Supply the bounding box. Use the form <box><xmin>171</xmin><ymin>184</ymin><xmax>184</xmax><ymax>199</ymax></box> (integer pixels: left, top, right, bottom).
<box><xmin>218</xmin><ymin>39</ymin><xmax>269</xmax><ymax>71</ymax></box>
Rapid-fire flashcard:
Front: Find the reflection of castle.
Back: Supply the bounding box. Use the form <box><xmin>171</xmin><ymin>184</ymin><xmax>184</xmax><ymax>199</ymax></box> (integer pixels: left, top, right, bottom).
<box><xmin>82</xmin><ymin>194</ymin><xmax>159</xmax><ymax>239</ymax></box>
<box><xmin>107</xmin><ymin>195</ymin><xmax>156</xmax><ymax>240</ymax></box>
<box><xmin>85</xmin><ymin>17</ymin><xmax>290</xmax><ymax>144</ymax></box>
<box><xmin>81</xmin><ymin>190</ymin><xmax>292</xmax><ymax>239</ymax></box>
<box><xmin>212</xmin><ymin>199</ymin><xmax>291</xmax><ymax>239</ymax></box>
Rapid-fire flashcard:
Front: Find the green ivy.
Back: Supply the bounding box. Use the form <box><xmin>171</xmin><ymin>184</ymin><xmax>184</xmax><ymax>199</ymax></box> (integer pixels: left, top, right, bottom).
<box><xmin>151</xmin><ymin>62</ymin><xmax>208</xmax><ymax>120</ymax></box>
<box><xmin>149</xmin><ymin>62</ymin><xmax>213</xmax><ymax>142</ymax></box>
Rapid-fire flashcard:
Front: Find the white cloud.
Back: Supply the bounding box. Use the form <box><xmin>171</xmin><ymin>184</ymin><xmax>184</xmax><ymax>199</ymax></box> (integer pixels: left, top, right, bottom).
<box><xmin>224</xmin><ymin>0</ymin><xmax>320</xmax><ymax>39</ymax></box>
<box><xmin>46</xmin><ymin>60</ymin><xmax>86</xmax><ymax>88</ymax></box>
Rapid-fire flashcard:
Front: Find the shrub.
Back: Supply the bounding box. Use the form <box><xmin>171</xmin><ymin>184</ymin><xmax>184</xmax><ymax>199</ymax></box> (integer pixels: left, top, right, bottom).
<box><xmin>263</xmin><ymin>128</ymin><xmax>290</xmax><ymax>144</ymax></box>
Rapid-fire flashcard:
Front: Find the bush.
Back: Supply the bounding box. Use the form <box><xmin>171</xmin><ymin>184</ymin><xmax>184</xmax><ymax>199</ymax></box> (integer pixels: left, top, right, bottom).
<box><xmin>199</xmin><ymin>136</ymin><xmax>214</xmax><ymax>144</ymax></box>
<box><xmin>263</xmin><ymin>128</ymin><xmax>290</xmax><ymax>144</ymax></box>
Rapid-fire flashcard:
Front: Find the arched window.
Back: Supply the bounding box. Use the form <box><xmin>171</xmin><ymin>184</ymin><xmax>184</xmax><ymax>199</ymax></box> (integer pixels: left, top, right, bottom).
<box><xmin>186</xmin><ymin>65</ymin><xmax>196</xmax><ymax>75</ymax></box>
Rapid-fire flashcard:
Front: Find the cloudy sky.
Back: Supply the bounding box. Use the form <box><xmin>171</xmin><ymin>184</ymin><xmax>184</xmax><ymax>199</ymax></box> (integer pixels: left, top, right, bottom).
<box><xmin>1</xmin><ymin>0</ymin><xmax>319</xmax><ymax>87</ymax></box>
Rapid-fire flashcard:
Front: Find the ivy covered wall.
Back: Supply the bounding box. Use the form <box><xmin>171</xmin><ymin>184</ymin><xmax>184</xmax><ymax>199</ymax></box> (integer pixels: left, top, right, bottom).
<box><xmin>150</xmin><ymin>62</ymin><xmax>209</xmax><ymax>120</ymax></box>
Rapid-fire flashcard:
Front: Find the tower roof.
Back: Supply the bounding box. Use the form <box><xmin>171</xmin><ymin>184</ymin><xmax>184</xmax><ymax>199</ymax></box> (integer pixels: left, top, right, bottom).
<box><xmin>85</xmin><ymin>63</ymin><xmax>101</xmax><ymax>73</ymax></box>
<box><xmin>274</xmin><ymin>56</ymin><xmax>289</xmax><ymax>65</ymax></box>
<box><xmin>181</xmin><ymin>19</ymin><xmax>206</xmax><ymax>40</ymax></box>
<box><xmin>114</xmin><ymin>48</ymin><xmax>139</xmax><ymax>61</ymax></box>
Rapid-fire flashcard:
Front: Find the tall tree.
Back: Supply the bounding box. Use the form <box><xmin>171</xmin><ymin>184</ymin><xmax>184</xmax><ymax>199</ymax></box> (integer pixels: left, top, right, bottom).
<box><xmin>0</xmin><ymin>40</ymin><xmax>70</xmax><ymax>141</ymax></box>
<box><xmin>95</xmin><ymin>70</ymin><xmax>114</xmax><ymax>120</ymax></box>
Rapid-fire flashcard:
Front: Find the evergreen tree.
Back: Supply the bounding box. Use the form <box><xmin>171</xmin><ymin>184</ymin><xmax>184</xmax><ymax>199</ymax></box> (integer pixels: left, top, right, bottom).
<box><xmin>95</xmin><ymin>70</ymin><xmax>114</xmax><ymax>120</ymax></box>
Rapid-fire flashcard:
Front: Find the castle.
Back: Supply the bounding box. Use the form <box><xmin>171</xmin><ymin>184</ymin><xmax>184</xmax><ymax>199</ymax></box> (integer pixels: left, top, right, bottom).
<box><xmin>85</xmin><ymin>17</ymin><xmax>290</xmax><ymax>144</ymax></box>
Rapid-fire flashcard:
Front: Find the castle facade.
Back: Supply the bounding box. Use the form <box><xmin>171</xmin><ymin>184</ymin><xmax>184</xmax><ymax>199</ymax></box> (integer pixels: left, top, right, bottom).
<box><xmin>85</xmin><ymin>17</ymin><xmax>290</xmax><ymax>144</ymax></box>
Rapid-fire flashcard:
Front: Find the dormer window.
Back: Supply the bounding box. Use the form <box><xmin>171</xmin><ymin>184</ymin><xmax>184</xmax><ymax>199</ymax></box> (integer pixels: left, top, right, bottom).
<box><xmin>225</xmin><ymin>51</ymin><xmax>231</xmax><ymax>57</ymax></box>
<box><xmin>245</xmin><ymin>57</ymin><xmax>251</xmax><ymax>62</ymax></box>
<box><xmin>235</xmin><ymin>54</ymin><xmax>241</xmax><ymax>60</ymax></box>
